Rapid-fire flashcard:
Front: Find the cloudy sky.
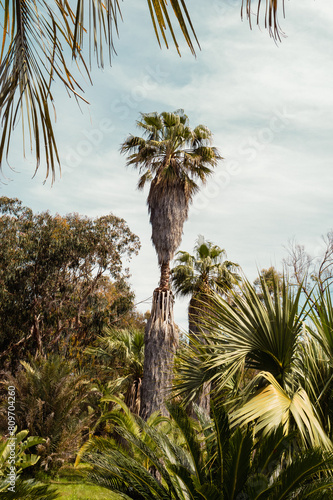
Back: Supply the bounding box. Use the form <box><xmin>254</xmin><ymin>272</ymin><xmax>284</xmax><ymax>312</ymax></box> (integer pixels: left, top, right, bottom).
<box><xmin>1</xmin><ymin>0</ymin><xmax>333</xmax><ymax>329</ymax></box>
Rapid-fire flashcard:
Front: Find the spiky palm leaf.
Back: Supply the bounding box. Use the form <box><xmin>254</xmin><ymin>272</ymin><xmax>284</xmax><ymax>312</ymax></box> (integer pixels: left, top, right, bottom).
<box><xmin>77</xmin><ymin>400</ymin><xmax>333</xmax><ymax>499</ymax></box>
<box><xmin>0</xmin><ymin>478</ymin><xmax>58</xmax><ymax>499</ymax></box>
<box><xmin>176</xmin><ymin>276</ymin><xmax>307</xmax><ymax>396</ymax></box>
<box><xmin>309</xmin><ymin>290</ymin><xmax>333</xmax><ymax>362</ymax></box>
<box><xmin>0</xmin><ymin>355</ymin><xmax>93</xmax><ymax>470</ymax></box>
<box><xmin>86</xmin><ymin>328</ymin><xmax>144</xmax><ymax>413</ymax></box>
<box><xmin>303</xmin><ymin>292</ymin><xmax>333</xmax><ymax>439</ymax></box>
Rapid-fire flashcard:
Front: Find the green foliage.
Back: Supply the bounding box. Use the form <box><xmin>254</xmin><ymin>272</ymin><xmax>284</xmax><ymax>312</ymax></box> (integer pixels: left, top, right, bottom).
<box><xmin>76</xmin><ymin>400</ymin><xmax>333</xmax><ymax>499</ymax></box>
<box><xmin>0</xmin><ymin>430</ymin><xmax>58</xmax><ymax>498</ymax></box>
<box><xmin>174</xmin><ymin>274</ymin><xmax>333</xmax><ymax>449</ymax></box>
<box><xmin>0</xmin><ymin>355</ymin><xmax>94</xmax><ymax>471</ymax></box>
<box><xmin>303</xmin><ymin>290</ymin><xmax>333</xmax><ymax>439</ymax></box>
<box><xmin>0</xmin><ymin>429</ymin><xmax>44</xmax><ymax>477</ymax></box>
<box><xmin>86</xmin><ymin>328</ymin><xmax>145</xmax><ymax>413</ymax></box>
<box><xmin>0</xmin><ymin>197</ymin><xmax>140</xmax><ymax>366</ymax></box>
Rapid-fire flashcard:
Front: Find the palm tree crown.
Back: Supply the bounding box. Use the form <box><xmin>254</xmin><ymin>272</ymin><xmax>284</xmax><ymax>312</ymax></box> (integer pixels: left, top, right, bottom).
<box><xmin>121</xmin><ymin>111</ymin><xmax>221</xmax><ymax>289</ymax></box>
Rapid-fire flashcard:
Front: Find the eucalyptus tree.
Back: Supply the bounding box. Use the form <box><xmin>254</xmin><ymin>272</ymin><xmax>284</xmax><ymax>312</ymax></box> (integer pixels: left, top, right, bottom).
<box><xmin>0</xmin><ymin>197</ymin><xmax>140</xmax><ymax>366</ymax></box>
<box><xmin>121</xmin><ymin>110</ymin><xmax>221</xmax><ymax>418</ymax></box>
<box><xmin>1</xmin><ymin>1</ymin><xmax>286</xmax><ymax>181</ymax></box>
<box><xmin>172</xmin><ymin>235</ymin><xmax>240</xmax><ymax>413</ymax></box>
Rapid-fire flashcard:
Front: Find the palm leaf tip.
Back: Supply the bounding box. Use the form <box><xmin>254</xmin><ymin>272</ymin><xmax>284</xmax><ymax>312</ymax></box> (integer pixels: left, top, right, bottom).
<box><xmin>241</xmin><ymin>0</ymin><xmax>286</xmax><ymax>41</ymax></box>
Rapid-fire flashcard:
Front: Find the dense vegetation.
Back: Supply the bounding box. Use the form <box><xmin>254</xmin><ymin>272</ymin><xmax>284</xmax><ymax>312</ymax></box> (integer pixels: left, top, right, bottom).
<box><xmin>1</xmin><ymin>194</ymin><xmax>333</xmax><ymax>498</ymax></box>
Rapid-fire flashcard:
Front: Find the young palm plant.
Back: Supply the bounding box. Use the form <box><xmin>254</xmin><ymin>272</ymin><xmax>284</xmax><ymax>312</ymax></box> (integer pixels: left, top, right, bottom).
<box><xmin>0</xmin><ymin>430</ymin><xmax>58</xmax><ymax>499</ymax></box>
<box><xmin>171</xmin><ymin>235</ymin><xmax>240</xmax><ymax>414</ymax></box>
<box><xmin>77</xmin><ymin>400</ymin><xmax>333</xmax><ymax>499</ymax></box>
<box><xmin>121</xmin><ymin>110</ymin><xmax>221</xmax><ymax>419</ymax></box>
<box><xmin>175</xmin><ymin>274</ymin><xmax>332</xmax><ymax>449</ymax></box>
<box><xmin>86</xmin><ymin>328</ymin><xmax>144</xmax><ymax>414</ymax></box>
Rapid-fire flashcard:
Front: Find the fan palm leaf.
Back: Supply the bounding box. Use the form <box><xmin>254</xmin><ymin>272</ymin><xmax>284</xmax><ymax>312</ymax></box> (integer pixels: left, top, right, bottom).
<box><xmin>230</xmin><ymin>371</ymin><xmax>332</xmax><ymax>450</ymax></box>
<box><xmin>174</xmin><ymin>275</ymin><xmax>332</xmax><ymax>448</ymax></box>
<box><xmin>176</xmin><ymin>276</ymin><xmax>307</xmax><ymax>398</ymax></box>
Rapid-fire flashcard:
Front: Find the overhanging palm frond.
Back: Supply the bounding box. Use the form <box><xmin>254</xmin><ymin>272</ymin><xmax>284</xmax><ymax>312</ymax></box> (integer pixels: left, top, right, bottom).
<box><xmin>146</xmin><ymin>0</ymin><xmax>199</xmax><ymax>56</ymax></box>
<box><xmin>0</xmin><ymin>2</ymin><xmax>199</xmax><ymax>181</ymax></box>
<box><xmin>72</xmin><ymin>0</ymin><xmax>123</xmax><ymax>67</ymax></box>
<box><xmin>0</xmin><ymin>0</ymin><xmax>87</xmax><ymax>181</ymax></box>
<box><xmin>241</xmin><ymin>0</ymin><xmax>286</xmax><ymax>41</ymax></box>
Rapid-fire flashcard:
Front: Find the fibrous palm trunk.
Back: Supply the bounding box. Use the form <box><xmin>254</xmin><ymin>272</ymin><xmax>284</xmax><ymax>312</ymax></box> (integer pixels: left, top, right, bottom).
<box><xmin>140</xmin><ymin>290</ymin><xmax>178</xmax><ymax>419</ymax></box>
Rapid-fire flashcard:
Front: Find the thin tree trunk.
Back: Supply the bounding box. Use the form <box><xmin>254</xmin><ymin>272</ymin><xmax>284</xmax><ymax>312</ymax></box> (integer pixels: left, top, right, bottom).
<box><xmin>188</xmin><ymin>297</ymin><xmax>211</xmax><ymax>417</ymax></box>
<box><xmin>140</xmin><ymin>289</ymin><xmax>178</xmax><ymax>420</ymax></box>
<box><xmin>159</xmin><ymin>262</ymin><xmax>170</xmax><ymax>290</ymax></box>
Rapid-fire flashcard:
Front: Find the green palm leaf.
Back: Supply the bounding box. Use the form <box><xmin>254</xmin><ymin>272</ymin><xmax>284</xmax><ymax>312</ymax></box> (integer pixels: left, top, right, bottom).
<box><xmin>230</xmin><ymin>372</ymin><xmax>332</xmax><ymax>450</ymax></box>
<box><xmin>263</xmin><ymin>448</ymin><xmax>333</xmax><ymax>499</ymax></box>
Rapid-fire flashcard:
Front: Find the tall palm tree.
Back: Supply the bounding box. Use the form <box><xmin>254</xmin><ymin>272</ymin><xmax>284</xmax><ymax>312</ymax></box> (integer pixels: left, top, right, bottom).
<box><xmin>121</xmin><ymin>110</ymin><xmax>221</xmax><ymax>419</ymax></box>
<box><xmin>172</xmin><ymin>235</ymin><xmax>240</xmax><ymax>332</ymax></box>
<box><xmin>171</xmin><ymin>235</ymin><xmax>240</xmax><ymax>413</ymax></box>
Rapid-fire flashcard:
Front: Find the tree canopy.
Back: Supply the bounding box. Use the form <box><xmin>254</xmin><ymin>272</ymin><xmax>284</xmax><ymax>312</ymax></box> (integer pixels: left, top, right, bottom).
<box><xmin>0</xmin><ymin>197</ymin><xmax>140</xmax><ymax>367</ymax></box>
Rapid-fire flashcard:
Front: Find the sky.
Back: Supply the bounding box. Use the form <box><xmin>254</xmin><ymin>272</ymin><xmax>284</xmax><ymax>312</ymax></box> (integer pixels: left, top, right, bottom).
<box><xmin>1</xmin><ymin>0</ymin><xmax>333</xmax><ymax>330</ymax></box>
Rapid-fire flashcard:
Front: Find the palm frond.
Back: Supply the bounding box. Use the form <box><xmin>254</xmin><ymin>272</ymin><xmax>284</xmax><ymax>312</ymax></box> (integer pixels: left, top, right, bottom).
<box><xmin>241</xmin><ymin>0</ymin><xmax>286</xmax><ymax>41</ymax></box>
<box><xmin>0</xmin><ymin>0</ymin><xmax>86</xmax><ymax>181</ymax></box>
<box><xmin>265</xmin><ymin>448</ymin><xmax>333</xmax><ymax>499</ymax></box>
<box><xmin>230</xmin><ymin>372</ymin><xmax>332</xmax><ymax>450</ymax></box>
